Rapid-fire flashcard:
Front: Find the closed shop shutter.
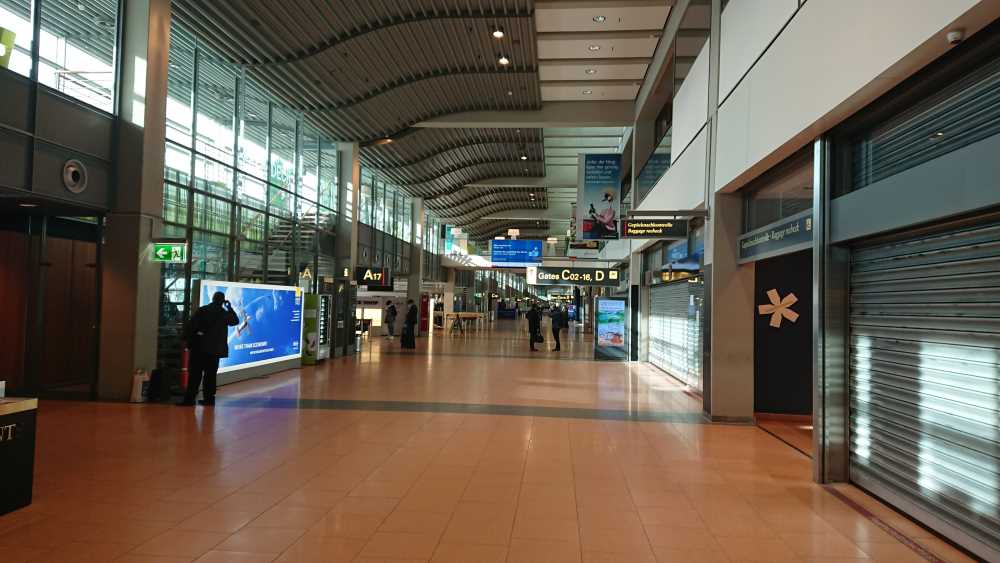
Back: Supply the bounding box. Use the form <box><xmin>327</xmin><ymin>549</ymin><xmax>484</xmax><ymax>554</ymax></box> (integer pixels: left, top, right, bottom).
<box><xmin>849</xmin><ymin>218</ymin><xmax>1000</xmax><ymax>560</ymax></box>
<box><xmin>649</xmin><ymin>278</ymin><xmax>704</xmax><ymax>391</ymax></box>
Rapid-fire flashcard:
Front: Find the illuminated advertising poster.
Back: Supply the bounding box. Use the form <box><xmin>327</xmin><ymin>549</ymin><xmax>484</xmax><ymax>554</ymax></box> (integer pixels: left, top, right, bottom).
<box><xmin>197</xmin><ymin>281</ymin><xmax>303</xmax><ymax>373</ymax></box>
<box><xmin>577</xmin><ymin>154</ymin><xmax>621</xmax><ymax>240</ymax></box>
<box><xmin>491</xmin><ymin>239</ymin><xmax>543</xmax><ymax>267</ymax></box>
<box><xmin>595</xmin><ymin>297</ymin><xmax>627</xmax><ymax>361</ymax></box>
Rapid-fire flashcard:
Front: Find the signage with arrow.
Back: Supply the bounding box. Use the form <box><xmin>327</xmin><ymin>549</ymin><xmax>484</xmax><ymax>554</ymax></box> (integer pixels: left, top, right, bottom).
<box><xmin>152</xmin><ymin>240</ymin><xmax>187</xmax><ymax>263</ymax></box>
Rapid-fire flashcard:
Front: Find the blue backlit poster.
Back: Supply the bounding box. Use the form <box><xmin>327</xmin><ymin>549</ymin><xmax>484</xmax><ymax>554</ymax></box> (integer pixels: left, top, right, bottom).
<box><xmin>197</xmin><ymin>281</ymin><xmax>303</xmax><ymax>373</ymax></box>
<box><xmin>577</xmin><ymin>154</ymin><xmax>622</xmax><ymax>240</ymax></box>
<box><xmin>491</xmin><ymin>239</ymin><xmax>543</xmax><ymax>267</ymax></box>
<box><xmin>595</xmin><ymin>297</ymin><xmax>627</xmax><ymax>361</ymax></box>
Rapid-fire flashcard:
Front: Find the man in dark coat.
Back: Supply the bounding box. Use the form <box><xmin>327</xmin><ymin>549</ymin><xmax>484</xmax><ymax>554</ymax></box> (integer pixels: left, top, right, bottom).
<box><xmin>526</xmin><ymin>304</ymin><xmax>542</xmax><ymax>352</ymax></box>
<box><xmin>401</xmin><ymin>299</ymin><xmax>418</xmax><ymax>349</ymax></box>
<box><xmin>550</xmin><ymin>305</ymin><xmax>569</xmax><ymax>352</ymax></box>
<box><xmin>180</xmin><ymin>291</ymin><xmax>239</xmax><ymax>406</ymax></box>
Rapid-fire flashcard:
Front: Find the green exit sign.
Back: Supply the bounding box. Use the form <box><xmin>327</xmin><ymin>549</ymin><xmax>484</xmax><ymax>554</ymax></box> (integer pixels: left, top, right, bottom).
<box><xmin>152</xmin><ymin>241</ymin><xmax>187</xmax><ymax>263</ymax></box>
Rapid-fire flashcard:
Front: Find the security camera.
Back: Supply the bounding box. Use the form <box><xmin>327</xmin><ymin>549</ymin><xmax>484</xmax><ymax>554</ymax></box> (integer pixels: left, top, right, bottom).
<box><xmin>947</xmin><ymin>29</ymin><xmax>965</xmax><ymax>45</ymax></box>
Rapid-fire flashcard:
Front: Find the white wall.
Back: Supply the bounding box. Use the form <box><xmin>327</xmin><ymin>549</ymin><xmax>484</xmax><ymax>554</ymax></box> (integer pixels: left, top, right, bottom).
<box><xmin>719</xmin><ymin>0</ymin><xmax>798</xmax><ymax>101</ymax></box>
<box><xmin>715</xmin><ymin>0</ymin><xmax>980</xmax><ymax>192</ymax></box>
<box><xmin>636</xmin><ymin>126</ymin><xmax>707</xmax><ymax>212</ymax></box>
<box><xmin>671</xmin><ymin>40</ymin><xmax>710</xmax><ymax>161</ymax></box>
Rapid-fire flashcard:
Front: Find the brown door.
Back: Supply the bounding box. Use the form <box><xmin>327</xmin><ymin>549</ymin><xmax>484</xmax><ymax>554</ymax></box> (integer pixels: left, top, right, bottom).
<box><xmin>36</xmin><ymin>237</ymin><xmax>99</xmax><ymax>393</ymax></box>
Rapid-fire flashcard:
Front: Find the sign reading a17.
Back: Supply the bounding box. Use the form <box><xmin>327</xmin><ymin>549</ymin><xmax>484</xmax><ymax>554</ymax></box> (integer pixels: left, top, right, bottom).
<box><xmin>152</xmin><ymin>242</ymin><xmax>187</xmax><ymax>263</ymax></box>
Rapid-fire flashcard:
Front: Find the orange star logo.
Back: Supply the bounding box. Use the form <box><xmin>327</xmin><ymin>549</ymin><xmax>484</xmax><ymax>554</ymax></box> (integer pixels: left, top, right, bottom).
<box><xmin>758</xmin><ymin>289</ymin><xmax>799</xmax><ymax>328</ymax></box>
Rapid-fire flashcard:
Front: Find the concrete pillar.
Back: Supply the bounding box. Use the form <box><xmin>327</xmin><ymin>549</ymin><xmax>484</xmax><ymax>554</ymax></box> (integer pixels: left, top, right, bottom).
<box><xmin>336</xmin><ymin>142</ymin><xmax>361</xmax><ymax>275</ymax></box>
<box><xmin>443</xmin><ymin>269</ymin><xmax>456</xmax><ymax>315</ymax></box>
<box><xmin>407</xmin><ymin>197</ymin><xmax>424</xmax><ymax>335</ymax></box>
<box><xmin>97</xmin><ymin>0</ymin><xmax>170</xmax><ymax>400</ymax></box>
<box><xmin>704</xmin><ymin>193</ymin><xmax>755</xmax><ymax>422</ymax></box>
<box><xmin>629</xmin><ymin>249</ymin><xmax>644</xmax><ymax>362</ymax></box>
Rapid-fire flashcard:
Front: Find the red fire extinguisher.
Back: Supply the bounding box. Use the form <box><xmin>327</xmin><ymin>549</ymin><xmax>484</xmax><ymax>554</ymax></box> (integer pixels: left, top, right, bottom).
<box><xmin>180</xmin><ymin>348</ymin><xmax>190</xmax><ymax>391</ymax></box>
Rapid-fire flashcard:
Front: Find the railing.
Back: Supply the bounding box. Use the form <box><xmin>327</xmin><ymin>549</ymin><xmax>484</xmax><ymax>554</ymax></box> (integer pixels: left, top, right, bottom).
<box><xmin>634</xmin><ymin>128</ymin><xmax>673</xmax><ymax>205</ymax></box>
<box><xmin>54</xmin><ymin>70</ymin><xmax>113</xmax><ymax>112</ymax></box>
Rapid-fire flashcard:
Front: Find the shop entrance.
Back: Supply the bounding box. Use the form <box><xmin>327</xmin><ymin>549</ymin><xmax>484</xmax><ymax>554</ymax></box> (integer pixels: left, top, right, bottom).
<box><xmin>753</xmin><ymin>249</ymin><xmax>813</xmax><ymax>453</ymax></box>
<box><xmin>0</xmin><ymin>214</ymin><xmax>101</xmax><ymax>398</ymax></box>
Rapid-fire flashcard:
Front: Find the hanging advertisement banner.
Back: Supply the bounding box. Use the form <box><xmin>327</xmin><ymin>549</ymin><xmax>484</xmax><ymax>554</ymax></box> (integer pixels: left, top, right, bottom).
<box><xmin>576</xmin><ymin>154</ymin><xmax>621</xmax><ymax>240</ymax></box>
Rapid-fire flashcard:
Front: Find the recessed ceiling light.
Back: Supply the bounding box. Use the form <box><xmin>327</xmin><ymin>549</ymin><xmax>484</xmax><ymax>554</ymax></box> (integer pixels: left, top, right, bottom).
<box><xmin>492</xmin><ymin>26</ymin><xmax>505</xmax><ymax>39</ymax></box>
<box><xmin>520</xmin><ymin>155</ymin><xmax>528</xmax><ymax>160</ymax></box>
<box><xmin>585</xmin><ymin>68</ymin><xmax>597</xmax><ymax>75</ymax></box>
<box><xmin>498</xmin><ymin>55</ymin><xmax>511</xmax><ymax>65</ymax></box>
<box><xmin>593</xmin><ymin>15</ymin><xmax>607</xmax><ymax>23</ymax></box>
<box><xmin>930</xmin><ymin>131</ymin><xmax>945</xmax><ymax>140</ymax></box>
<box><xmin>506</xmin><ymin>90</ymin><xmax>513</xmax><ymax>96</ymax></box>
<box><xmin>19</xmin><ymin>203</ymin><xmax>38</xmax><ymax>208</ymax></box>
<box><xmin>587</xmin><ymin>44</ymin><xmax>601</xmax><ymax>52</ymax></box>
<box><xmin>582</xmin><ymin>89</ymin><xmax>593</xmax><ymax>95</ymax></box>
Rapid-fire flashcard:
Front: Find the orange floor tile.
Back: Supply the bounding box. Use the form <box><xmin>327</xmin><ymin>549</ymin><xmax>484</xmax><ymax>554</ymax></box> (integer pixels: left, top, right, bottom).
<box><xmin>0</xmin><ymin>321</ymin><xmax>977</xmax><ymax>562</ymax></box>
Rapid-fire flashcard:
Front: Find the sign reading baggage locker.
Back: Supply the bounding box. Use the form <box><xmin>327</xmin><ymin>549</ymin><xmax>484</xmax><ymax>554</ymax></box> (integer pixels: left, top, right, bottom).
<box><xmin>621</xmin><ymin>219</ymin><xmax>688</xmax><ymax>239</ymax></box>
<box><xmin>527</xmin><ymin>266</ymin><xmax>620</xmax><ymax>287</ymax></box>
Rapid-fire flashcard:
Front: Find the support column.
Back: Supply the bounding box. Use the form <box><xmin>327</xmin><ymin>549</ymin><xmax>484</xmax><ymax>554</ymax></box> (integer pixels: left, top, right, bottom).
<box><xmin>407</xmin><ymin>198</ymin><xmax>425</xmax><ymax>336</ymax></box>
<box><xmin>443</xmin><ymin>269</ymin><xmax>456</xmax><ymax>316</ymax></box>
<box><xmin>629</xmin><ymin>248</ymin><xmax>644</xmax><ymax>362</ymax></box>
<box><xmin>336</xmin><ymin>142</ymin><xmax>361</xmax><ymax>275</ymax></box>
<box><xmin>98</xmin><ymin>0</ymin><xmax>170</xmax><ymax>400</ymax></box>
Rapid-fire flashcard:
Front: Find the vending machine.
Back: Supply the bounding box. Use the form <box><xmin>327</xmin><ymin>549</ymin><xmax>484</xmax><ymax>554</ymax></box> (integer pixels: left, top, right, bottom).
<box><xmin>332</xmin><ymin>278</ymin><xmax>357</xmax><ymax>357</ymax></box>
<box><xmin>317</xmin><ymin>294</ymin><xmax>332</xmax><ymax>360</ymax></box>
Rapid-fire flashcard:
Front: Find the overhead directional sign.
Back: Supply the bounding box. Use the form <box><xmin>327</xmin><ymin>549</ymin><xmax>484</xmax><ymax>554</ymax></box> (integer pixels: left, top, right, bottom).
<box><xmin>151</xmin><ymin>240</ymin><xmax>187</xmax><ymax>263</ymax></box>
<box><xmin>621</xmin><ymin>219</ymin><xmax>688</xmax><ymax>239</ymax></box>
<box><xmin>527</xmin><ymin>266</ymin><xmax>620</xmax><ymax>287</ymax></box>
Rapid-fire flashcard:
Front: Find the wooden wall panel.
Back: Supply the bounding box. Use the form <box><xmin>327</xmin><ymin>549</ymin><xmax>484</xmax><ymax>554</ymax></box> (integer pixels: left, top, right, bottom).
<box><xmin>0</xmin><ymin>231</ymin><xmax>29</xmax><ymax>392</ymax></box>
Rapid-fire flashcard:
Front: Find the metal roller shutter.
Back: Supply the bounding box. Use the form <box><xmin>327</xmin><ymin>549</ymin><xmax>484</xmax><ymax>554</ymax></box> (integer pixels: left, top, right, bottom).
<box><xmin>649</xmin><ymin>279</ymin><xmax>704</xmax><ymax>391</ymax></box>
<box><xmin>849</xmin><ymin>219</ymin><xmax>1000</xmax><ymax>561</ymax></box>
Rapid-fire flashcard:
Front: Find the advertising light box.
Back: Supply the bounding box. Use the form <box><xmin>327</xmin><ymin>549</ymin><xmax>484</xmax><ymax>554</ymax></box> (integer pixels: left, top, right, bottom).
<box><xmin>196</xmin><ymin>281</ymin><xmax>303</xmax><ymax>373</ymax></box>
<box><xmin>491</xmin><ymin>239</ymin><xmax>542</xmax><ymax>267</ymax></box>
<box><xmin>595</xmin><ymin>297</ymin><xmax>627</xmax><ymax>361</ymax></box>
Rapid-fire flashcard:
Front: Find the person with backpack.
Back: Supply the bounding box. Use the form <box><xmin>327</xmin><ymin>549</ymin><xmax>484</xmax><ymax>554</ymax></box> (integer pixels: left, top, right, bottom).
<box><xmin>526</xmin><ymin>304</ymin><xmax>542</xmax><ymax>352</ymax></box>
<box><xmin>180</xmin><ymin>291</ymin><xmax>239</xmax><ymax>406</ymax></box>
<box><xmin>550</xmin><ymin>305</ymin><xmax>567</xmax><ymax>352</ymax></box>
<box><xmin>401</xmin><ymin>299</ymin><xmax>418</xmax><ymax>349</ymax></box>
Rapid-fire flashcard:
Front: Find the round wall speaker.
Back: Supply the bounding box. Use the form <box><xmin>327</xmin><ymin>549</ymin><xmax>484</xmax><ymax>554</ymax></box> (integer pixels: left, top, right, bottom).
<box><xmin>63</xmin><ymin>159</ymin><xmax>88</xmax><ymax>194</ymax></box>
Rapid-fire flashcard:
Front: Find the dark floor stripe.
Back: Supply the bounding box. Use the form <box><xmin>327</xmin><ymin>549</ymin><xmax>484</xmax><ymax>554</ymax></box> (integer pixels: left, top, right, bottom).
<box><xmin>824</xmin><ymin>486</ymin><xmax>947</xmax><ymax>563</ymax></box>
<box><xmin>375</xmin><ymin>350</ymin><xmax>598</xmax><ymax>361</ymax></box>
<box><xmin>215</xmin><ymin>397</ymin><xmax>706</xmax><ymax>423</ymax></box>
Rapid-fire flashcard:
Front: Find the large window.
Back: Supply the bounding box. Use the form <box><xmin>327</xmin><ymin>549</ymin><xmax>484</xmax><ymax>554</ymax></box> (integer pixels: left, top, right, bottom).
<box><xmin>743</xmin><ymin>148</ymin><xmax>813</xmax><ymax>232</ymax></box>
<box><xmin>1</xmin><ymin>0</ymin><xmax>119</xmax><ymax>111</ymax></box>
<box><xmin>158</xmin><ymin>20</ymin><xmax>343</xmax><ymax>372</ymax></box>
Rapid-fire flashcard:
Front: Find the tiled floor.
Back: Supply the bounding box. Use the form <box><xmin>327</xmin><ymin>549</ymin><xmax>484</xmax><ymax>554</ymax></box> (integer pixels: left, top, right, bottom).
<box><xmin>0</xmin><ymin>322</ymin><xmax>976</xmax><ymax>562</ymax></box>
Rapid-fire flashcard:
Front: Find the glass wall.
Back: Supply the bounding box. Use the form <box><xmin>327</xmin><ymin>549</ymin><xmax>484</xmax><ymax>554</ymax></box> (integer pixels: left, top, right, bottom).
<box><xmin>1</xmin><ymin>0</ymin><xmax>119</xmax><ymax>112</ymax></box>
<box><xmin>159</xmin><ymin>21</ymin><xmax>341</xmax><ymax>370</ymax></box>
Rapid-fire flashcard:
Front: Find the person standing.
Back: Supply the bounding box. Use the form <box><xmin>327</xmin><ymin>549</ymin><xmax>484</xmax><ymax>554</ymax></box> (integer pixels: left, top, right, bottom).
<box><xmin>384</xmin><ymin>301</ymin><xmax>397</xmax><ymax>339</ymax></box>
<box><xmin>401</xmin><ymin>299</ymin><xmax>418</xmax><ymax>349</ymax></box>
<box><xmin>181</xmin><ymin>291</ymin><xmax>239</xmax><ymax>406</ymax></box>
<box><xmin>526</xmin><ymin>304</ymin><xmax>541</xmax><ymax>352</ymax></box>
<box><xmin>550</xmin><ymin>305</ymin><xmax>565</xmax><ymax>352</ymax></box>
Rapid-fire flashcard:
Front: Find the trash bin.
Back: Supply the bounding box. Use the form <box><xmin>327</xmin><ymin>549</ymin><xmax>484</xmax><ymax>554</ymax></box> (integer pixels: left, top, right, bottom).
<box><xmin>354</xmin><ymin>333</ymin><xmax>362</xmax><ymax>352</ymax></box>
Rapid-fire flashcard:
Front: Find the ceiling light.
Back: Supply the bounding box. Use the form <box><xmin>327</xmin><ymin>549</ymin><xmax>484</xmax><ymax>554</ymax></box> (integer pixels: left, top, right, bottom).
<box><xmin>582</xmin><ymin>89</ymin><xmax>593</xmax><ymax>95</ymax></box>
<box><xmin>593</xmin><ymin>15</ymin><xmax>607</xmax><ymax>23</ymax></box>
<box><xmin>492</xmin><ymin>26</ymin><xmax>505</xmax><ymax>39</ymax></box>
<box><xmin>585</xmin><ymin>68</ymin><xmax>597</xmax><ymax>75</ymax></box>
<box><xmin>498</xmin><ymin>55</ymin><xmax>510</xmax><ymax>65</ymax></box>
<box><xmin>930</xmin><ymin>131</ymin><xmax>945</xmax><ymax>140</ymax></box>
<box><xmin>520</xmin><ymin>155</ymin><xmax>528</xmax><ymax>160</ymax></box>
<box><xmin>587</xmin><ymin>44</ymin><xmax>601</xmax><ymax>52</ymax></box>
<box><xmin>506</xmin><ymin>90</ymin><xmax>513</xmax><ymax>96</ymax></box>
<box><xmin>19</xmin><ymin>203</ymin><xmax>38</xmax><ymax>208</ymax></box>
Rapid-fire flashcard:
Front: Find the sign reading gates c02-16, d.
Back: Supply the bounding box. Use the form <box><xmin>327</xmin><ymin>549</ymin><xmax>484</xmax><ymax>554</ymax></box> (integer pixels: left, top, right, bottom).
<box><xmin>621</xmin><ymin>219</ymin><xmax>688</xmax><ymax>239</ymax></box>
<box><xmin>527</xmin><ymin>266</ymin><xmax>620</xmax><ymax>287</ymax></box>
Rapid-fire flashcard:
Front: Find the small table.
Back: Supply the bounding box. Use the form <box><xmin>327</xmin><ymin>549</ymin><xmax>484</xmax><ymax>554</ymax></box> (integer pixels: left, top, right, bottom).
<box><xmin>0</xmin><ymin>398</ymin><xmax>38</xmax><ymax>515</ymax></box>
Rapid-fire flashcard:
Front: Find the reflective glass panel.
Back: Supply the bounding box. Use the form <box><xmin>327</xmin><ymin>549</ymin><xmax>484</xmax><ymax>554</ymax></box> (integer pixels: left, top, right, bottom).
<box><xmin>0</xmin><ymin>0</ymin><xmax>33</xmax><ymax>77</ymax></box>
<box><xmin>38</xmin><ymin>0</ymin><xmax>117</xmax><ymax>111</ymax></box>
<box><xmin>194</xmin><ymin>51</ymin><xmax>236</xmax><ymax>165</ymax></box>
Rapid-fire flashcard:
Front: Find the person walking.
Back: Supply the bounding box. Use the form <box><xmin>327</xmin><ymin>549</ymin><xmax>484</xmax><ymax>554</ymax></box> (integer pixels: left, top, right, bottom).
<box><xmin>384</xmin><ymin>301</ymin><xmax>397</xmax><ymax>339</ymax></box>
<box><xmin>526</xmin><ymin>304</ymin><xmax>542</xmax><ymax>352</ymax></box>
<box><xmin>550</xmin><ymin>305</ymin><xmax>565</xmax><ymax>352</ymax></box>
<box><xmin>401</xmin><ymin>299</ymin><xmax>418</xmax><ymax>349</ymax></box>
<box><xmin>180</xmin><ymin>291</ymin><xmax>239</xmax><ymax>406</ymax></box>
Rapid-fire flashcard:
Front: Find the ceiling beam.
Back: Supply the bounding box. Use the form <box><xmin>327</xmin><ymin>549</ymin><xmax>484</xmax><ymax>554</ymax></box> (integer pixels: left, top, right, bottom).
<box><xmin>415</xmin><ymin>101</ymin><xmax>634</xmax><ymax>129</ymax></box>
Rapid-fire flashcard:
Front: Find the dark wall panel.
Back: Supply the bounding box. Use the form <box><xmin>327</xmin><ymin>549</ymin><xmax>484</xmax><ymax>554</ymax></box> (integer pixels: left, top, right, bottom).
<box><xmin>0</xmin><ymin>70</ymin><xmax>32</xmax><ymax>132</ymax></box>
<box><xmin>34</xmin><ymin>89</ymin><xmax>114</xmax><ymax>161</ymax></box>
<box><xmin>0</xmin><ymin>231</ymin><xmax>29</xmax><ymax>391</ymax></box>
<box><xmin>754</xmin><ymin>249</ymin><xmax>813</xmax><ymax>415</ymax></box>
<box><xmin>31</xmin><ymin>142</ymin><xmax>111</xmax><ymax>209</ymax></box>
<box><xmin>0</xmin><ymin>132</ymin><xmax>31</xmax><ymax>191</ymax></box>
